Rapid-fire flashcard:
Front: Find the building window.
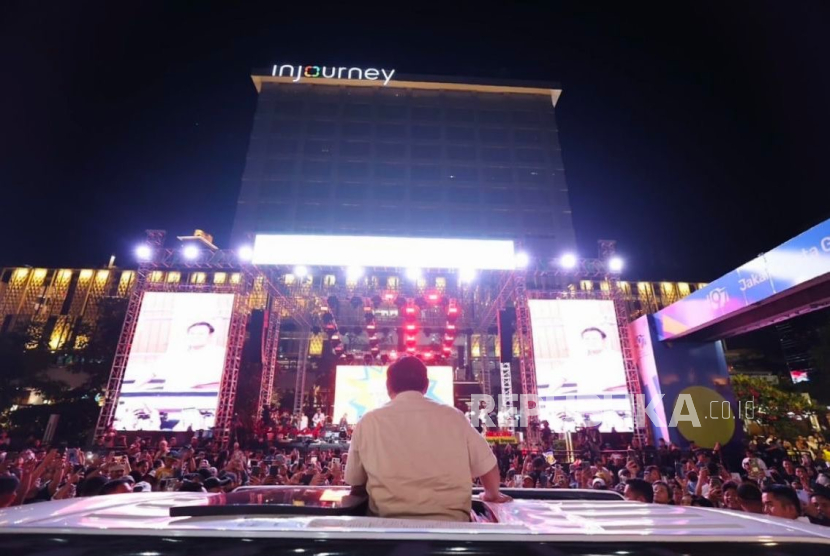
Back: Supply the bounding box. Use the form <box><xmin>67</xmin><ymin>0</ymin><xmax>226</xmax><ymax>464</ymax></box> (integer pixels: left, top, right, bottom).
<box><xmin>344</xmin><ymin>104</ymin><xmax>372</xmax><ymax>118</ymax></box>
<box><xmin>259</xmin><ymin>181</ymin><xmax>294</xmax><ymax>200</ymax></box>
<box><xmin>515</xmin><ymin>149</ymin><xmax>546</xmax><ymax>163</ymax></box>
<box><xmin>448</xmin><ymin>188</ymin><xmax>480</xmax><ymax>204</ymax></box>
<box><xmin>340</xmin><ymin>141</ymin><xmax>371</xmax><ymax>157</ymax></box>
<box><xmin>339</xmin><ymin>161</ymin><xmax>369</xmax><ymax>179</ymax></box>
<box><xmin>309</xmin><ymin>102</ymin><xmax>339</xmax><ymax>118</ymax></box>
<box><xmin>304</xmin><ymin>140</ymin><xmax>334</xmax><ymax>157</ymax></box>
<box><xmin>411</xmin><ymin>125</ymin><xmax>441</xmax><ymax>141</ymax></box>
<box><xmin>479</xmin><ymin>110</ymin><xmax>508</xmax><ymax>124</ymax></box>
<box><xmin>273</xmin><ymin>100</ymin><xmax>303</xmax><ymax>115</ymax></box>
<box><xmin>446</xmin><ymin>126</ymin><xmax>476</xmax><ymax>142</ymax></box>
<box><xmin>376</xmin><ymin>123</ymin><xmax>407</xmax><ymax>140</ymax></box>
<box><xmin>297</xmin><ymin>182</ymin><xmax>331</xmax><ymax>199</ymax></box>
<box><xmin>307</xmin><ymin>121</ymin><xmax>338</xmax><ymax>137</ymax></box>
<box><xmin>516</xmin><ymin>168</ymin><xmax>549</xmax><ymax>184</ymax></box>
<box><xmin>480</xmin><ymin>147</ymin><xmax>511</xmax><ymax>162</ymax></box>
<box><xmin>479</xmin><ymin>128</ymin><xmax>509</xmax><ymax>143</ymax></box>
<box><xmin>378</xmin><ymin>104</ymin><xmax>408</xmax><ymax>119</ymax></box>
<box><xmin>513</xmin><ymin>111</ymin><xmax>542</xmax><ymax>126</ymax></box>
<box><xmin>336</xmin><ymin>184</ymin><xmax>368</xmax><ymax>201</ymax></box>
<box><xmin>514</xmin><ymin>129</ymin><xmax>544</xmax><ymax>144</ymax></box>
<box><xmin>411</xmin><ymin>165</ymin><xmax>442</xmax><ymax>180</ymax></box>
<box><xmin>446</xmin><ymin>108</ymin><xmax>474</xmax><ymax>123</ymax></box>
<box><xmin>412</xmin><ymin>106</ymin><xmax>442</xmax><ymax>121</ymax></box>
<box><xmin>302</xmin><ymin>161</ymin><xmax>332</xmax><ymax>178</ymax></box>
<box><xmin>375</xmin><ymin>163</ymin><xmax>407</xmax><ymax>180</ymax></box>
<box><xmin>376</xmin><ymin>143</ymin><xmax>407</xmax><ymax>157</ymax></box>
<box><xmin>482</xmin><ymin>166</ymin><xmax>513</xmax><ymax>183</ymax></box>
<box><xmin>447</xmin><ymin>166</ymin><xmax>478</xmax><ymax>181</ymax></box>
<box><xmin>268</xmin><ymin>138</ymin><xmax>298</xmax><ymax>154</ymax></box>
<box><xmin>264</xmin><ymin>159</ymin><xmax>296</xmax><ymax>175</ymax></box>
<box><xmin>483</xmin><ymin>188</ymin><xmax>515</xmax><ymax>205</ymax></box>
<box><xmin>411</xmin><ymin>185</ymin><xmax>443</xmax><ymax>202</ymax></box>
<box><xmin>412</xmin><ymin>144</ymin><xmax>441</xmax><ymax>159</ymax></box>
<box><xmin>447</xmin><ymin>145</ymin><xmax>476</xmax><ymax>161</ymax></box>
<box><xmin>343</xmin><ymin>122</ymin><xmax>371</xmax><ymax>138</ymax></box>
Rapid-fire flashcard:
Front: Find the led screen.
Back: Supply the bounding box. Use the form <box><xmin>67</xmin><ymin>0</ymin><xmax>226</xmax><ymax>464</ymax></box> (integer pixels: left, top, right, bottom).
<box><xmin>529</xmin><ymin>299</ymin><xmax>633</xmax><ymax>433</ymax></box>
<box><xmin>253</xmin><ymin>234</ymin><xmax>516</xmax><ymax>270</ymax></box>
<box><xmin>112</xmin><ymin>292</ymin><xmax>235</xmax><ymax>431</ymax></box>
<box><xmin>333</xmin><ymin>365</ymin><xmax>454</xmax><ymax>424</ymax></box>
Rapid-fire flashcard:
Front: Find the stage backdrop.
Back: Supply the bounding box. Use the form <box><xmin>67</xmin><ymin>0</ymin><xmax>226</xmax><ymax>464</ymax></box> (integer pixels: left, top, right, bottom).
<box><xmin>333</xmin><ymin>365</ymin><xmax>454</xmax><ymax>424</ymax></box>
<box><xmin>529</xmin><ymin>299</ymin><xmax>633</xmax><ymax>433</ymax></box>
<box><xmin>112</xmin><ymin>292</ymin><xmax>235</xmax><ymax>432</ymax></box>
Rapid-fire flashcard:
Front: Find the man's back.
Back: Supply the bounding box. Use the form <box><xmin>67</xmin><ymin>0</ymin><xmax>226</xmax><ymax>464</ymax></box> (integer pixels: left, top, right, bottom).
<box><xmin>346</xmin><ymin>391</ymin><xmax>495</xmax><ymax>521</ymax></box>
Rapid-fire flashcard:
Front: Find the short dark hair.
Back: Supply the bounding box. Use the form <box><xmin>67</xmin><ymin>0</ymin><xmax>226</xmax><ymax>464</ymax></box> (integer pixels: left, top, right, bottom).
<box><xmin>645</xmin><ymin>465</ymin><xmax>660</xmax><ymax>475</ymax></box>
<box><xmin>763</xmin><ymin>484</ymin><xmax>801</xmax><ymax>510</ymax></box>
<box><xmin>812</xmin><ymin>484</ymin><xmax>830</xmax><ymax>501</ymax></box>
<box><xmin>581</xmin><ymin>327</ymin><xmax>607</xmax><ymax>339</ymax></box>
<box><xmin>188</xmin><ymin>321</ymin><xmax>215</xmax><ymax>333</ymax></box>
<box><xmin>626</xmin><ymin>478</ymin><xmax>654</xmax><ymax>502</ymax></box>
<box><xmin>386</xmin><ymin>356</ymin><xmax>429</xmax><ymax>394</ymax></box>
<box><xmin>737</xmin><ymin>482</ymin><xmax>762</xmax><ymax>502</ymax></box>
<box><xmin>722</xmin><ymin>480</ymin><xmax>738</xmax><ymax>493</ymax></box>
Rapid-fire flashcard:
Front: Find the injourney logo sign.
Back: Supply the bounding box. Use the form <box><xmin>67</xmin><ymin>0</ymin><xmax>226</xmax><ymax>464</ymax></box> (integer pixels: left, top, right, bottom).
<box><xmin>272</xmin><ymin>64</ymin><xmax>396</xmax><ymax>85</ymax></box>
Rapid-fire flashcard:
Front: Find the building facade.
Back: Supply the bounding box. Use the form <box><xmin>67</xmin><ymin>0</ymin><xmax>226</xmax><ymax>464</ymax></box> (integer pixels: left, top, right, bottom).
<box><xmin>231</xmin><ymin>68</ymin><xmax>576</xmax><ymax>258</ymax></box>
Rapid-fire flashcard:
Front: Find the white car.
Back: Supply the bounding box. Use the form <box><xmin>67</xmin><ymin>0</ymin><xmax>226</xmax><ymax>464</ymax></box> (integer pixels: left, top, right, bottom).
<box><xmin>1</xmin><ymin>486</ymin><xmax>829</xmax><ymax>555</ymax></box>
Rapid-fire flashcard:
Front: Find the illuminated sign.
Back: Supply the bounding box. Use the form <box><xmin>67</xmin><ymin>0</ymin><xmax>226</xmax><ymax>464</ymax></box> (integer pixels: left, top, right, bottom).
<box><xmin>253</xmin><ymin>234</ymin><xmax>517</xmax><ymax>270</ymax></box>
<box><xmin>272</xmin><ymin>64</ymin><xmax>396</xmax><ymax>86</ymax></box>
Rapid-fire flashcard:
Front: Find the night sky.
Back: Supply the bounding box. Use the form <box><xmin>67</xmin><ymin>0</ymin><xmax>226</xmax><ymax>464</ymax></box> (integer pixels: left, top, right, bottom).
<box><xmin>2</xmin><ymin>2</ymin><xmax>829</xmax><ymax>281</ymax></box>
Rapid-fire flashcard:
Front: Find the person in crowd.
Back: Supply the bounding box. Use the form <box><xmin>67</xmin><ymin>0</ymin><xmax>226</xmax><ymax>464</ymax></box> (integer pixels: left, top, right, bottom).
<box><xmin>345</xmin><ymin>356</ymin><xmax>511</xmax><ymax>521</ymax></box>
<box><xmin>736</xmin><ymin>482</ymin><xmax>764</xmax><ymax>514</ymax></box>
<box><xmin>652</xmin><ymin>480</ymin><xmax>671</xmax><ymax>504</ymax></box>
<box><xmin>643</xmin><ymin>465</ymin><xmax>661</xmax><ymax>483</ymax></box>
<box><xmin>624</xmin><ymin>478</ymin><xmax>654</xmax><ymax>503</ymax></box>
<box><xmin>721</xmin><ymin>481</ymin><xmax>741</xmax><ymax>510</ymax></box>
<box><xmin>762</xmin><ymin>485</ymin><xmax>803</xmax><ymax>521</ymax></box>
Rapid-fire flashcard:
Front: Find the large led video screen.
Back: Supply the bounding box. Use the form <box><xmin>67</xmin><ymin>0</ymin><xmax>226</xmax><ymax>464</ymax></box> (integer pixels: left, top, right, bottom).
<box><xmin>112</xmin><ymin>292</ymin><xmax>235</xmax><ymax>431</ymax></box>
<box><xmin>333</xmin><ymin>365</ymin><xmax>454</xmax><ymax>424</ymax></box>
<box><xmin>529</xmin><ymin>299</ymin><xmax>633</xmax><ymax>433</ymax></box>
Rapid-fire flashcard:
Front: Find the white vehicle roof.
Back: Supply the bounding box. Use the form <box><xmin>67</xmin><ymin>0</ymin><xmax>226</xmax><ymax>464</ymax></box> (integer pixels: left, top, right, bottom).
<box><xmin>1</xmin><ymin>490</ymin><xmax>829</xmax><ymax>544</ymax></box>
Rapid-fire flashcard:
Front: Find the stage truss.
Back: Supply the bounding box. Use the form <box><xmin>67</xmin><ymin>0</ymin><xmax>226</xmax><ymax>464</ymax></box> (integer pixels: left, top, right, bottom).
<box><xmin>97</xmin><ymin>234</ymin><xmax>647</xmax><ymax>449</ymax></box>
<box><xmin>95</xmin><ymin>237</ymin><xmax>253</xmax><ymax>448</ymax></box>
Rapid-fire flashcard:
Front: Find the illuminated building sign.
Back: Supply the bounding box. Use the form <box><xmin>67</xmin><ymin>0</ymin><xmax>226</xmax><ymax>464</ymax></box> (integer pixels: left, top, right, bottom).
<box><xmin>271</xmin><ymin>64</ymin><xmax>396</xmax><ymax>86</ymax></box>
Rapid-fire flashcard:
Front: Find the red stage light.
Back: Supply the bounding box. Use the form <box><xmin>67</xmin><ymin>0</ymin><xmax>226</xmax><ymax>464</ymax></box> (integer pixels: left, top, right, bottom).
<box><xmin>442</xmin><ymin>346</ymin><xmax>453</xmax><ymax>356</ymax></box>
<box><xmin>370</xmin><ymin>346</ymin><xmax>380</xmax><ymax>355</ymax></box>
<box><xmin>364</xmin><ymin>305</ymin><xmax>373</xmax><ymax>313</ymax></box>
<box><xmin>384</xmin><ymin>293</ymin><xmax>395</xmax><ymax>301</ymax></box>
<box><xmin>405</xmin><ymin>334</ymin><xmax>417</xmax><ymax>344</ymax></box>
<box><xmin>405</xmin><ymin>346</ymin><xmax>416</xmax><ymax>354</ymax></box>
<box><xmin>366</xmin><ymin>322</ymin><xmax>377</xmax><ymax>331</ymax></box>
<box><xmin>424</xmin><ymin>351</ymin><xmax>434</xmax><ymax>359</ymax></box>
<box><xmin>388</xmin><ymin>350</ymin><xmax>398</xmax><ymax>360</ymax></box>
<box><xmin>446</xmin><ymin>323</ymin><xmax>457</xmax><ymax>331</ymax></box>
<box><xmin>405</xmin><ymin>305</ymin><xmax>417</xmax><ymax>316</ymax></box>
<box><xmin>427</xmin><ymin>293</ymin><xmax>440</xmax><ymax>302</ymax></box>
<box><xmin>405</xmin><ymin>323</ymin><xmax>417</xmax><ymax>332</ymax></box>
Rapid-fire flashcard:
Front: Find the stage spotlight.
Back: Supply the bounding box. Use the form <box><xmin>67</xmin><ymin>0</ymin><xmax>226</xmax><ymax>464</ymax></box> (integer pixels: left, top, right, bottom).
<box><xmin>459</xmin><ymin>268</ymin><xmax>476</xmax><ymax>283</ymax></box>
<box><xmin>135</xmin><ymin>244</ymin><xmax>152</xmax><ymax>261</ymax></box>
<box><xmin>514</xmin><ymin>251</ymin><xmax>530</xmax><ymax>269</ymax></box>
<box><xmin>346</xmin><ymin>266</ymin><xmax>364</xmax><ymax>281</ymax></box>
<box><xmin>294</xmin><ymin>265</ymin><xmax>309</xmax><ymax>278</ymax></box>
<box><xmin>183</xmin><ymin>245</ymin><xmax>199</xmax><ymax>260</ymax></box>
<box><xmin>238</xmin><ymin>245</ymin><xmax>254</xmax><ymax>262</ymax></box>
<box><xmin>608</xmin><ymin>256</ymin><xmax>624</xmax><ymax>273</ymax></box>
<box><xmin>406</xmin><ymin>267</ymin><xmax>422</xmax><ymax>281</ymax></box>
<box><xmin>560</xmin><ymin>253</ymin><xmax>577</xmax><ymax>269</ymax></box>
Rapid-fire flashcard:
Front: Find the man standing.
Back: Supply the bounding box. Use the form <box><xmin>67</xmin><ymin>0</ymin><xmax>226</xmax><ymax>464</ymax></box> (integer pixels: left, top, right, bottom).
<box><xmin>346</xmin><ymin>357</ymin><xmax>510</xmax><ymax>521</ymax></box>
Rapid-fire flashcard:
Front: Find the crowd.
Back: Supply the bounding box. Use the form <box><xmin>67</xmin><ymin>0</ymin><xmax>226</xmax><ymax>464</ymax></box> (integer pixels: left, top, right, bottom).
<box><xmin>1</xmin><ymin>422</ymin><xmax>830</xmax><ymax>528</ymax></box>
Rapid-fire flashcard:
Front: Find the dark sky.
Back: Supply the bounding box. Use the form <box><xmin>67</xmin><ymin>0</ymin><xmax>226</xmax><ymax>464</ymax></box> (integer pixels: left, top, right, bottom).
<box><xmin>2</xmin><ymin>2</ymin><xmax>829</xmax><ymax>281</ymax></box>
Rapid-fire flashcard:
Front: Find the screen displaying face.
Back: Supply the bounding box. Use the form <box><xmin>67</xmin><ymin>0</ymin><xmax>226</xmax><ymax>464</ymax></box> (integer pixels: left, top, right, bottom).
<box><xmin>112</xmin><ymin>292</ymin><xmax>235</xmax><ymax>431</ymax></box>
<box><xmin>529</xmin><ymin>299</ymin><xmax>633</xmax><ymax>433</ymax></box>
<box><xmin>333</xmin><ymin>365</ymin><xmax>454</xmax><ymax>424</ymax></box>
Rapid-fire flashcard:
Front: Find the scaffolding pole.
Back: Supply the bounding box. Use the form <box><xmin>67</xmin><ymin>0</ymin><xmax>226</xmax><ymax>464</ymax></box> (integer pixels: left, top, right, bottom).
<box><xmin>214</xmin><ymin>286</ymin><xmax>253</xmax><ymax>448</ymax></box>
<box><xmin>293</xmin><ymin>331</ymin><xmax>311</xmax><ymax>416</ymax></box>
<box><xmin>258</xmin><ymin>294</ymin><xmax>282</xmax><ymax>414</ymax></box>
<box><xmin>514</xmin><ymin>272</ymin><xmax>540</xmax><ymax>447</ymax></box>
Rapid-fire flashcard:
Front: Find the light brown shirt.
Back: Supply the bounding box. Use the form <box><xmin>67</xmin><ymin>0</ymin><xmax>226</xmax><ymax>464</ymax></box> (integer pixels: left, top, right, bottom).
<box><xmin>345</xmin><ymin>391</ymin><xmax>497</xmax><ymax>521</ymax></box>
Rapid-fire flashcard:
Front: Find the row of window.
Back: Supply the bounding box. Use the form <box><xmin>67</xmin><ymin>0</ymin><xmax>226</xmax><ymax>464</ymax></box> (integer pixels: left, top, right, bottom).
<box><xmin>253</xmin><ymin>161</ymin><xmax>556</xmax><ymax>183</ymax></box>
<box><xmin>265</xmin><ymin>137</ymin><xmax>554</xmax><ymax>158</ymax></box>
<box><xmin>264</xmin><ymin>120</ymin><xmax>558</xmax><ymax>143</ymax></box>
<box><xmin>254</xmin><ymin>204</ymin><xmax>564</xmax><ymax>229</ymax></box>
<box><xmin>264</xmin><ymin>101</ymin><xmax>553</xmax><ymax>126</ymax></box>
<box><xmin>255</xmin><ymin>182</ymin><xmax>561</xmax><ymax>206</ymax></box>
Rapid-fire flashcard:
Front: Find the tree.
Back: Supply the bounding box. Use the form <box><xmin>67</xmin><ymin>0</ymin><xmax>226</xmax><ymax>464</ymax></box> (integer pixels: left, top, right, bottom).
<box><xmin>0</xmin><ymin>329</ymin><xmax>52</xmax><ymax>425</ymax></box>
<box><xmin>64</xmin><ymin>297</ymin><xmax>127</xmax><ymax>397</ymax></box>
<box><xmin>731</xmin><ymin>374</ymin><xmax>814</xmax><ymax>439</ymax></box>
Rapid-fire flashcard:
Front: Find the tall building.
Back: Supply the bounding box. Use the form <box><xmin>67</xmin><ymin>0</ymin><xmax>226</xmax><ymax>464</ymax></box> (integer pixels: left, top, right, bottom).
<box><xmin>231</xmin><ymin>65</ymin><xmax>576</xmax><ymax>258</ymax></box>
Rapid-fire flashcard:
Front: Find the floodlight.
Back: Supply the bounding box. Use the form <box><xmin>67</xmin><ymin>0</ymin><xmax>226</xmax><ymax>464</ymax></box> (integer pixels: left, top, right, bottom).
<box><xmin>183</xmin><ymin>245</ymin><xmax>199</xmax><ymax>260</ymax></box>
<box><xmin>514</xmin><ymin>252</ymin><xmax>530</xmax><ymax>269</ymax></box>
<box><xmin>560</xmin><ymin>253</ymin><xmax>578</xmax><ymax>269</ymax></box>
<box><xmin>294</xmin><ymin>265</ymin><xmax>309</xmax><ymax>278</ymax></box>
<box><xmin>406</xmin><ymin>267</ymin><xmax>422</xmax><ymax>281</ymax></box>
<box><xmin>346</xmin><ymin>266</ymin><xmax>364</xmax><ymax>280</ymax></box>
<box><xmin>459</xmin><ymin>268</ymin><xmax>476</xmax><ymax>282</ymax></box>
<box><xmin>135</xmin><ymin>244</ymin><xmax>152</xmax><ymax>261</ymax></box>
<box><xmin>238</xmin><ymin>245</ymin><xmax>254</xmax><ymax>262</ymax></box>
<box><xmin>608</xmin><ymin>256</ymin><xmax>624</xmax><ymax>273</ymax></box>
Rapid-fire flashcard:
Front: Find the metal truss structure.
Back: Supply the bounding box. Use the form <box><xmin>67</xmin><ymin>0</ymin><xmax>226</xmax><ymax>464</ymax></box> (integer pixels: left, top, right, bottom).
<box><xmin>258</xmin><ymin>294</ymin><xmax>282</xmax><ymax>413</ymax></box>
<box><xmin>95</xmin><ymin>244</ymin><xmax>252</xmax><ymax>448</ymax></box>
